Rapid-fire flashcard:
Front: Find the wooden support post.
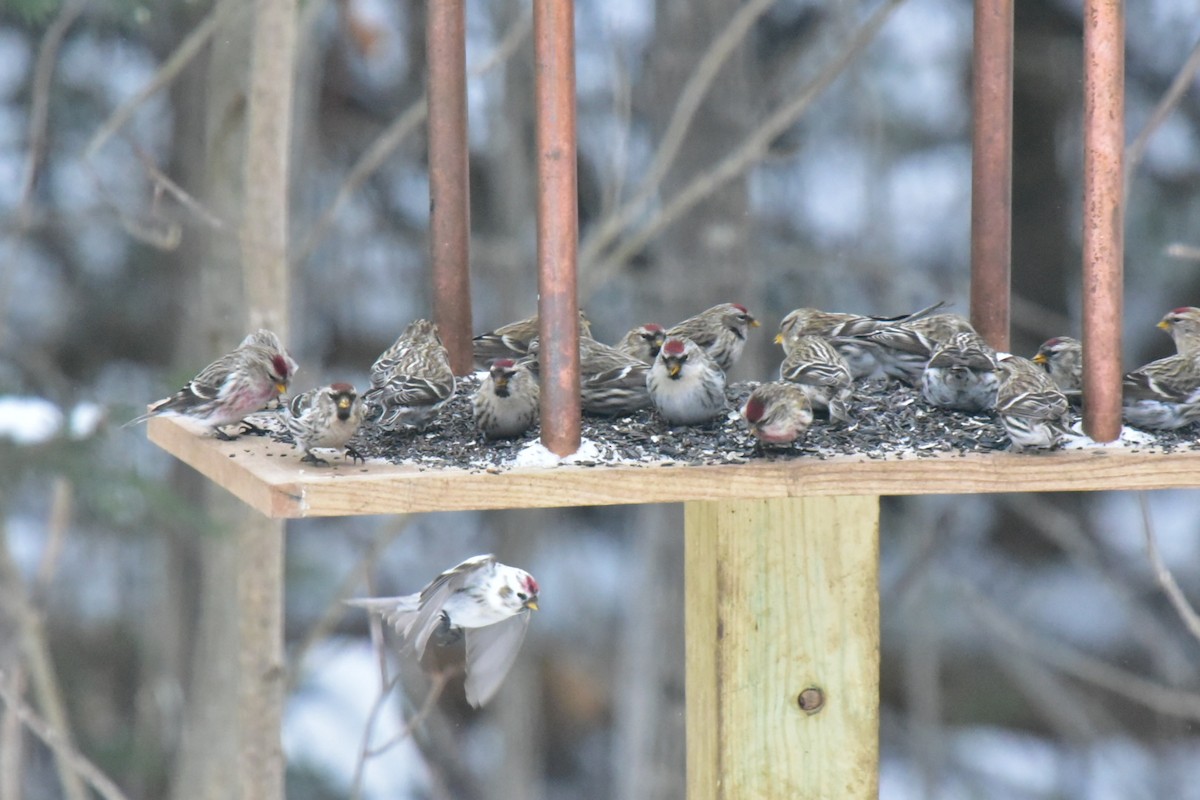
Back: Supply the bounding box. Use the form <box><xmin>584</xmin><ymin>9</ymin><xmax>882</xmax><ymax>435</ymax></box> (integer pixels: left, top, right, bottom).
<box><xmin>685</xmin><ymin>496</ymin><xmax>880</xmax><ymax>799</ymax></box>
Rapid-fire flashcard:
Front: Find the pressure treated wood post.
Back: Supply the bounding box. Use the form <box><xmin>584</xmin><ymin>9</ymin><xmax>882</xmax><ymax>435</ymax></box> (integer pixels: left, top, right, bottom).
<box><xmin>685</xmin><ymin>496</ymin><xmax>880</xmax><ymax>799</ymax></box>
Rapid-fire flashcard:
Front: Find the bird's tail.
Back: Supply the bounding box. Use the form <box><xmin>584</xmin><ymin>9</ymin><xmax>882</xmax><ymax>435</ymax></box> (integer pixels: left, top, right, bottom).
<box><xmin>344</xmin><ymin>595</ymin><xmax>421</xmax><ymax>636</ymax></box>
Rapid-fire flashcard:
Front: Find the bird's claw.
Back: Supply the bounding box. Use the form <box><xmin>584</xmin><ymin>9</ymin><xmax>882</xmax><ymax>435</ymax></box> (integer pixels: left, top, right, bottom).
<box><xmin>239</xmin><ymin>420</ymin><xmax>270</xmax><ymax>437</ymax></box>
<box><xmin>345</xmin><ymin>445</ymin><xmax>365</xmax><ymax>464</ymax></box>
<box><xmin>300</xmin><ymin>451</ymin><xmax>330</xmax><ymax>467</ymax></box>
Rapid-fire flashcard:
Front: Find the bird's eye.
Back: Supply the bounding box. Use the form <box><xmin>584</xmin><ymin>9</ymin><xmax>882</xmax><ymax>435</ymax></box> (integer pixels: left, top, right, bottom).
<box><xmin>517</xmin><ymin>592</ymin><xmax>528</xmax><ymax>601</ymax></box>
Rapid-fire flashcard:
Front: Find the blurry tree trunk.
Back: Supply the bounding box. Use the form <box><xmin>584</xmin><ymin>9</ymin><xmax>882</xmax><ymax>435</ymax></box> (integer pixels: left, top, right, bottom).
<box><xmin>169</xmin><ymin>0</ymin><xmax>294</xmax><ymax>798</ymax></box>
<box><xmin>614</xmin><ymin>505</ymin><xmax>685</xmax><ymax>800</ymax></box>
<box><xmin>642</xmin><ymin>0</ymin><xmax>762</xmax><ymax>379</ymax></box>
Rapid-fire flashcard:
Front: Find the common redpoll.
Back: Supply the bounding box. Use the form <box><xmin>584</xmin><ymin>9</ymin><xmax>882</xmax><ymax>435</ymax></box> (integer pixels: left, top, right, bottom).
<box><xmin>129</xmin><ymin>329</ymin><xmax>298</xmax><ymax>439</ymax></box>
<box><xmin>740</xmin><ymin>382</ymin><xmax>813</xmax><ymax>445</ymax></box>
<box><xmin>667</xmin><ymin>303</ymin><xmax>759</xmax><ymax>373</ymax></box>
<box><xmin>995</xmin><ymin>356</ymin><xmax>1075</xmax><ymax>451</ymax></box>
<box><xmin>527</xmin><ymin>336</ymin><xmax>652</xmax><ymax>415</ymax></box>
<box><xmin>647</xmin><ymin>337</ymin><xmax>727</xmax><ymax>425</ymax></box>
<box><xmin>920</xmin><ymin>331</ymin><xmax>1000</xmax><ymax>412</ymax></box>
<box><xmin>775</xmin><ymin>302</ymin><xmax>945</xmax><ymax>379</ymax></box>
<box><xmin>347</xmin><ymin>554</ymin><xmax>539</xmax><ymax>708</ymax></box>
<box><xmin>861</xmin><ymin>313</ymin><xmax>978</xmax><ymax>384</ymax></box>
<box><xmin>363</xmin><ymin>319</ymin><xmax>456</xmax><ymax>432</ymax></box>
<box><xmin>1157</xmin><ymin>307</ymin><xmax>1200</xmax><ymax>356</ymax></box>
<box><xmin>779</xmin><ymin>335</ymin><xmax>854</xmax><ymax>422</ymax></box>
<box><xmin>615</xmin><ymin>323</ymin><xmax>667</xmax><ymax>364</ymax></box>
<box><xmin>1032</xmin><ymin>336</ymin><xmax>1082</xmax><ymax>398</ymax></box>
<box><xmin>472</xmin><ymin>311</ymin><xmax>593</xmax><ymax>368</ymax></box>
<box><xmin>1122</xmin><ymin>352</ymin><xmax>1200</xmax><ymax>430</ymax></box>
<box><xmin>473</xmin><ymin>358</ymin><xmax>539</xmax><ymax>439</ymax></box>
<box><xmin>287</xmin><ymin>383</ymin><xmax>366</xmax><ymax>465</ymax></box>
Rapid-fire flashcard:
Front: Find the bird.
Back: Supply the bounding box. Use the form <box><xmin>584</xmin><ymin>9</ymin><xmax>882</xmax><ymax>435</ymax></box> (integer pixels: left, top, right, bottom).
<box><xmin>994</xmin><ymin>356</ymin><xmax>1075</xmax><ymax>451</ymax></box>
<box><xmin>666</xmin><ymin>303</ymin><xmax>759</xmax><ymax>373</ymax></box>
<box><xmin>859</xmin><ymin>312</ymin><xmax>978</xmax><ymax>384</ymax></box>
<box><xmin>473</xmin><ymin>358</ymin><xmax>539</xmax><ymax>440</ymax></box>
<box><xmin>778</xmin><ymin>335</ymin><xmax>854</xmax><ymax>422</ymax></box>
<box><xmin>363</xmin><ymin>319</ymin><xmax>456</xmax><ymax>432</ymax></box>
<box><xmin>1122</xmin><ymin>352</ymin><xmax>1200</xmax><ymax>430</ymax></box>
<box><xmin>472</xmin><ymin>311</ymin><xmax>593</xmax><ymax>368</ymax></box>
<box><xmin>347</xmin><ymin>554</ymin><xmax>539</xmax><ymax>708</ymax></box>
<box><xmin>286</xmin><ymin>383</ymin><xmax>366</xmax><ymax>465</ymax></box>
<box><xmin>1032</xmin><ymin>336</ymin><xmax>1082</xmax><ymax>399</ymax></box>
<box><xmin>740</xmin><ymin>382</ymin><xmax>813</xmax><ymax>446</ymax></box>
<box><xmin>129</xmin><ymin>328</ymin><xmax>298</xmax><ymax>439</ymax></box>
<box><xmin>920</xmin><ymin>330</ymin><xmax>1000</xmax><ymax>412</ymax></box>
<box><xmin>647</xmin><ymin>336</ymin><xmax>727</xmax><ymax>425</ymax></box>
<box><xmin>615</xmin><ymin>323</ymin><xmax>667</xmax><ymax>364</ymax></box>
<box><xmin>1157</xmin><ymin>307</ymin><xmax>1200</xmax><ymax>356</ymax></box>
<box><xmin>775</xmin><ymin>301</ymin><xmax>946</xmax><ymax>379</ymax></box>
<box><xmin>527</xmin><ymin>336</ymin><xmax>652</xmax><ymax>415</ymax></box>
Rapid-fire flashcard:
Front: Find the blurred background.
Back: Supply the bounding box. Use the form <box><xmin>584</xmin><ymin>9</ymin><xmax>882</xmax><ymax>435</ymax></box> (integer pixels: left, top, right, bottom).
<box><xmin>3</xmin><ymin>0</ymin><xmax>1200</xmax><ymax>798</ymax></box>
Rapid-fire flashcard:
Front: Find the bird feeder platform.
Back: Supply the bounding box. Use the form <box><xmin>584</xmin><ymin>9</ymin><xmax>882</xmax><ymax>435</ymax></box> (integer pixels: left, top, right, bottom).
<box><xmin>148</xmin><ymin>416</ymin><xmax>1200</xmax><ymax>798</ymax></box>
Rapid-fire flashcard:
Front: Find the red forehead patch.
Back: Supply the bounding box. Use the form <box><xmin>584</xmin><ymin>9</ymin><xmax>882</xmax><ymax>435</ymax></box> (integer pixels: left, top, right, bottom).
<box><xmin>492</xmin><ymin>358</ymin><xmax>516</xmax><ymax>369</ymax></box>
<box><xmin>523</xmin><ymin>574</ymin><xmax>539</xmax><ymax>595</ymax></box>
<box><xmin>644</xmin><ymin>323</ymin><xmax>665</xmax><ymax>332</ymax></box>
<box><xmin>271</xmin><ymin>354</ymin><xmax>291</xmax><ymax>378</ymax></box>
<box><xmin>743</xmin><ymin>395</ymin><xmax>765</xmax><ymax>422</ymax></box>
<box><xmin>330</xmin><ymin>382</ymin><xmax>354</xmax><ymax>393</ymax></box>
<box><xmin>1170</xmin><ymin>307</ymin><xmax>1193</xmax><ymax>316</ymax></box>
<box><xmin>731</xmin><ymin>303</ymin><xmax>749</xmax><ymax>314</ymax></box>
<box><xmin>663</xmin><ymin>338</ymin><xmax>686</xmax><ymax>356</ymax></box>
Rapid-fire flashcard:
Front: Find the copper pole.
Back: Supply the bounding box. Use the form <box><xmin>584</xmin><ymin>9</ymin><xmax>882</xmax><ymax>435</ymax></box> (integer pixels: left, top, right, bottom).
<box><xmin>427</xmin><ymin>0</ymin><xmax>473</xmax><ymax>375</ymax></box>
<box><xmin>969</xmin><ymin>0</ymin><xmax>1013</xmax><ymax>352</ymax></box>
<box><xmin>1081</xmin><ymin>0</ymin><xmax>1125</xmax><ymax>442</ymax></box>
<box><xmin>534</xmin><ymin>0</ymin><xmax>581</xmax><ymax>456</ymax></box>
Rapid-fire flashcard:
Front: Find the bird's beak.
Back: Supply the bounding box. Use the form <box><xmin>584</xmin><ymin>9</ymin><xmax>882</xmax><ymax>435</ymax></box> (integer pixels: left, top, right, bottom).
<box><xmin>749</xmin><ymin>318</ymin><xmax>761</xmax><ymax>328</ymax></box>
<box><xmin>275</xmin><ymin>382</ymin><xmax>288</xmax><ymax>395</ymax></box>
<box><xmin>667</xmin><ymin>361</ymin><xmax>681</xmax><ymax>378</ymax></box>
<box><xmin>337</xmin><ymin>396</ymin><xmax>352</xmax><ymax>410</ymax></box>
<box><xmin>1032</xmin><ymin>353</ymin><xmax>1047</xmax><ymax>365</ymax></box>
<box><xmin>495</xmin><ymin>376</ymin><xmax>509</xmax><ymax>391</ymax></box>
<box><xmin>1157</xmin><ymin>320</ymin><xmax>1171</xmax><ymax>331</ymax></box>
<box><xmin>773</xmin><ymin>332</ymin><xmax>784</xmax><ymax>345</ymax></box>
<box><xmin>525</xmin><ymin>599</ymin><xmax>539</xmax><ymax>611</ymax></box>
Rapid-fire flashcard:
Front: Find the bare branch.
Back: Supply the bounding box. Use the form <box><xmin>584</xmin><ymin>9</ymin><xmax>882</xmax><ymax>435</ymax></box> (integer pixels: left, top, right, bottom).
<box><xmin>1138</xmin><ymin>492</ymin><xmax>1200</xmax><ymax>644</ymax></box>
<box><xmin>84</xmin><ymin>6</ymin><xmax>236</xmax><ymax>161</ymax></box>
<box><xmin>583</xmin><ymin>0</ymin><xmax>906</xmax><ymax>291</ymax></box>
<box><xmin>578</xmin><ymin>0</ymin><xmax>777</xmax><ymax>271</ymax></box>
<box><xmin>959</xmin><ymin>580</ymin><xmax>1200</xmax><ymax>722</ymax></box>
<box><xmin>295</xmin><ymin>9</ymin><xmax>533</xmax><ymax>265</ymax></box>
<box><xmin>0</xmin><ymin>672</ymin><xmax>132</xmax><ymax>800</ymax></box>
<box><xmin>1124</xmin><ymin>35</ymin><xmax>1200</xmax><ymax>200</ymax></box>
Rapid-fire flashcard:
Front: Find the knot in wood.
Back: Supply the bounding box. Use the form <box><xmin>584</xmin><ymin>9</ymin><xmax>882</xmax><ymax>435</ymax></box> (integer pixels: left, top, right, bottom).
<box><xmin>797</xmin><ymin>687</ymin><xmax>825</xmax><ymax>715</ymax></box>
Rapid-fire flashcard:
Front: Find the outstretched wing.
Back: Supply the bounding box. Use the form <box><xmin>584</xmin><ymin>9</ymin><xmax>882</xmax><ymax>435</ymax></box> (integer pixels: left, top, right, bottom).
<box><xmin>343</xmin><ymin>594</ymin><xmax>422</xmax><ymax>636</ymax></box>
<box><xmin>463</xmin><ymin>612</ymin><xmax>532</xmax><ymax>708</ymax></box>
<box><xmin>407</xmin><ymin>555</ymin><xmax>496</xmax><ymax>658</ymax></box>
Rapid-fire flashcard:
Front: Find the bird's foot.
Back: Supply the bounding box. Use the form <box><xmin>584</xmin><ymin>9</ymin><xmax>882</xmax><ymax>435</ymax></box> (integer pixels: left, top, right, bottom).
<box><xmin>238</xmin><ymin>419</ymin><xmax>270</xmax><ymax>437</ymax></box>
<box><xmin>345</xmin><ymin>444</ymin><xmax>365</xmax><ymax>465</ymax></box>
<box><xmin>300</xmin><ymin>451</ymin><xmax>330</xmax><ymax>467</ymax></box>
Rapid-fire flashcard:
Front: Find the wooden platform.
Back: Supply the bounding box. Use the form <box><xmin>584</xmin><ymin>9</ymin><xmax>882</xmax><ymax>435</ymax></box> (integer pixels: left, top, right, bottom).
<box><xmin>148</xmin><ymin>416</ymin><xmax>1200</xmax><ymax>518</ymax></box>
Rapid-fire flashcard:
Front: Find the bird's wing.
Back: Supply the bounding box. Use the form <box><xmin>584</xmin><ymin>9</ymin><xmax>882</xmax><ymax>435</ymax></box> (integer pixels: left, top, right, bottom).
<box><xmin>781</xmin><ymin>357</ymin><xmax>849</xmax><ymax>388</ymax></box>
<box><xmin>1123</xmin><ymin>362</ymin><xmax>1198</xmax><ymax>404</ymax></box>
<box><xmin>463</xmin><ymin>612</ymin><xmax>532</xmax><ymax>708</ymax></box>
<box><xmin>407</xmin><ymin>555</ymin><xmax>496</xmax><ymax>658</ymax></box>
<box><xmin>343</xmin><ymin>595</ymin><xmax>421</xmax><ymax>635</ymax></box>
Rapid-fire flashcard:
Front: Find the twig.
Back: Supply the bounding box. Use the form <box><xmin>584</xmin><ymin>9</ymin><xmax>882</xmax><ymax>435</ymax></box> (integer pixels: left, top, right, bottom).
<box><xmin>83</xmin><ymin>5</ymin><xmax>234</xmax><ymax>161</ymax></box>
<box><xmin>578</xmin><ymin>0</ymin><xmax>777</xmax><ymax>273</ymax></box>
<box><xmin>958</xmin><ymin>580</ymin><xmax>1200</xmax><ymax>722</ymax></box>
<box><xmin>0</xmin><ymin>672</ymin><xmax>132</xmax><ymax>800</ymax></box>
<box><xmin>132</xmin><ymin>144</ymin><xmax>227</xmax><ymax>232</ymax></box>
<box><xmin>349</xmin><ymin>667</ymin><xmax>459</xmax><ymax>800</ymax></box>
<box><xmin>1124</xmin><ymin>35</ymin><xmax>1200</xmax><ymax>200</ymax></box>
<box><xmin>1138</xmin><ymin>492</ymin><xmax>1200</xmax><ymax>644</ymax></box>
<box><xmin>585</xmin><ymin>0</ymin><xmax>906</xmax><ymax>289</ymax></box>
<box><xmin>295</xmin><ymin>9</ymin><xmax>533</xmax><ymax>265</ymax></box>
<box><xmin>0</xmin><ymin>669</ymin><xmax>25</xmax><ymax>800</ymax></box>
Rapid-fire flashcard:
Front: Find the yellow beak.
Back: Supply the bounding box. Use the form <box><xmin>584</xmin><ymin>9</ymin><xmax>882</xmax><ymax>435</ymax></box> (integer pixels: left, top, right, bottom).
<box><xmin>275</xmin><ymin>382</ymin><xmax>288</xmax><ymax>395</ymax></box>
<box><xmin>337</xmin><ymin>397</ymin><xmax>351</xmax><ymax>409</ymax></box>
<box><xmin>525</xmin><ymin>599</ymin><xmax>539</xmax><ymax>611</ymax></box>
<box><xmin>1032</xmin><ymin>353</ymin><xmax>1047</xmax><ymax>365</ymax></box>
<box><xmin>749</xmin><ymin>318</ymin><xmax>761</xmax><ymax>328</ymax></box>
<box><xmin>773</xmin><ymin>333</ymin><xmax>784</xmax><ymax>345</ymax></box>
<box><xmin>1157</xmin><ymin>320</ymin><xmax>1171</xmax><ymax>331</ymax></box>
<box><xmin>667</xmin><ymin>362</ymin><xmax>681</xmax><ymax>378</ymax></box>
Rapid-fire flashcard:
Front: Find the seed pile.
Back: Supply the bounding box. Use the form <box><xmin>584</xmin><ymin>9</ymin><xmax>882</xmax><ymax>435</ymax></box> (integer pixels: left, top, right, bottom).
<box><xmin>257</xmin><ymin>376</ymin><xmax>1200</xmax><ymax>472</ymax></box>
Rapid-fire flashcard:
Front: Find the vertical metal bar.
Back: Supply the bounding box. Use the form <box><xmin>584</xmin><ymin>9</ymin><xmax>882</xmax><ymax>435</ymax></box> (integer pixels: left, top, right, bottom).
<box><xmin>969</xmin><ymin>0</ymin><xmax>1013</xmax><ymax>352</ymax></box>
<box><xmin>427</xmin><ymin>0</ymin><xmax>473</xmax><ymax>375</ymax></box>
<box><xmin>1081</xmin><ymin>0</ymin><xmax>1124</xmax><ymax>443</ymax></box>
<box><xmin>534</xmin><ymin>0</ymin><xmax>581</xmax><ymax>456</ymax></box>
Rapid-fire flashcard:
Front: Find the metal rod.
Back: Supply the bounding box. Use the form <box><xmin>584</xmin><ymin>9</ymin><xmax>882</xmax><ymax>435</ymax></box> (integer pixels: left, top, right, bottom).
<box><xmin>534</xmin><ymin>0</ymin><xmax>581</xmax><ymax>456</ymax></box>
<box><xmin>427</xmin><ymin>0</ymin><xmax>473</xmax><ymax>375</ymax></box>
<box><xmin>1081</xmin><ymin>0</ymin><xmax>1124</xmax><ymax>443</ymax></box>
<box><xmin>969</xmin><ymin>0</ymin><xmax>1013</xmax><ymax>352</ymax></box>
